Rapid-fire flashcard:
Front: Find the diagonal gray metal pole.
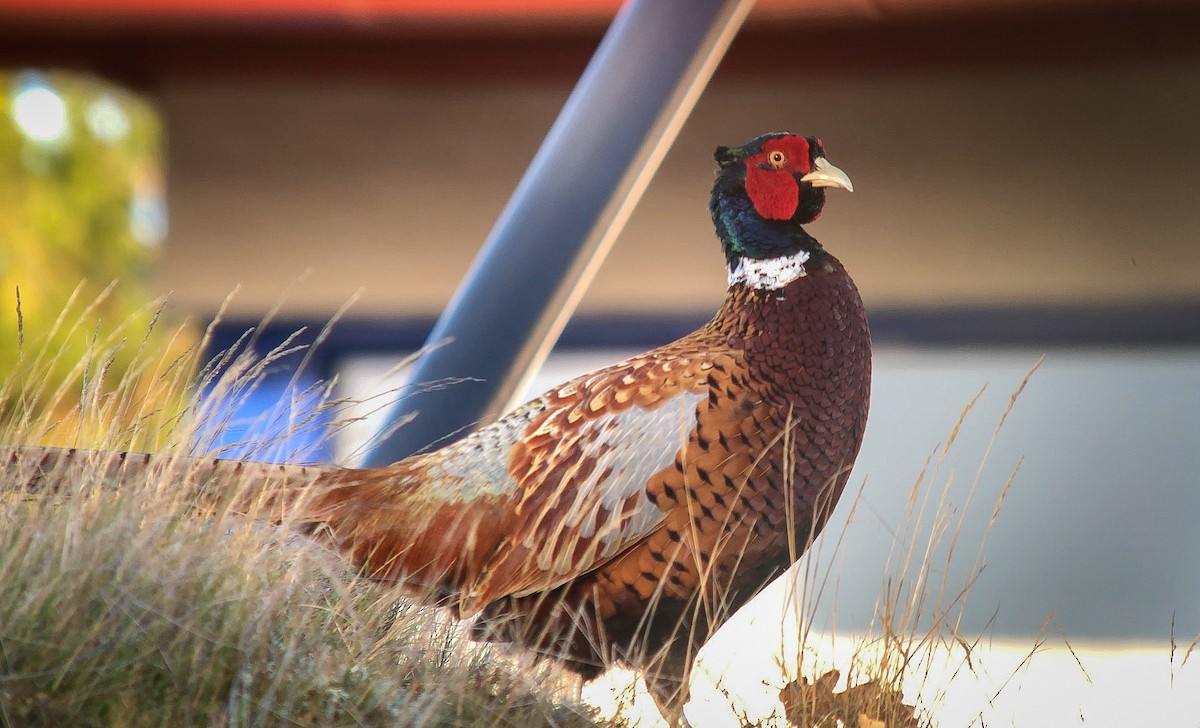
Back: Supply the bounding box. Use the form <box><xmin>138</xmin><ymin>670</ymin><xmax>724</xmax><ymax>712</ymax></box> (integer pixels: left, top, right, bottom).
<box><xmin>364</xmin><ymin>0</ymin><xmax>754</xmax><ymax>466</ymax></box>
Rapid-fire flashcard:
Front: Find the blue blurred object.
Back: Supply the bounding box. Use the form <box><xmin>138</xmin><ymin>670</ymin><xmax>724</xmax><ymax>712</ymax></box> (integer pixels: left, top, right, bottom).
<box><xmin>194</xmin><ymin>370</ymin><xmax>333</xmax><ymax>464</ymax></box>
<box><xmin>193</xmin><ymin>324</ymin><xmax>339</xmax><ymax>464</ymax></box>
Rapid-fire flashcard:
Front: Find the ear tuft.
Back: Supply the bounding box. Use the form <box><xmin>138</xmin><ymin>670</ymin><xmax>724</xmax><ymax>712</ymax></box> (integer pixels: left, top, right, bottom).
<box><xmin>714</xmin><ymin>146</ymin><xmax>736</xmax><ymax>168</ymax></box>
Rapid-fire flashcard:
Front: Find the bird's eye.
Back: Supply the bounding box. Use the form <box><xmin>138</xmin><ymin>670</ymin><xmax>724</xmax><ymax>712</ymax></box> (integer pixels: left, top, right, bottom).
<box><xmin>767</xmin><ymin>150</ymin><xmax>786</xmax><ymax>168</ymax></box>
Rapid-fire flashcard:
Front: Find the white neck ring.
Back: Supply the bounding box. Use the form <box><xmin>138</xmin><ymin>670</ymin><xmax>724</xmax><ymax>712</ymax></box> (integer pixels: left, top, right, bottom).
<box><xmin>727</xmin><ymin>249</ymin><xmax>810</xmax><ymax>290</ymax></box>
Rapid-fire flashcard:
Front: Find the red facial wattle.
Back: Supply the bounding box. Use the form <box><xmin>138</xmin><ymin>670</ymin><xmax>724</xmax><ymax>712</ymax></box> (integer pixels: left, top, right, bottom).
<box><xmin>743</xmin><ymin>136</ymin><xmax>814</xmax><ymax>221</ymax></box>
<box><xmin>745</xmin><ymin>166</ymin><xmax>799</xmax><ymax>220</ymax></box>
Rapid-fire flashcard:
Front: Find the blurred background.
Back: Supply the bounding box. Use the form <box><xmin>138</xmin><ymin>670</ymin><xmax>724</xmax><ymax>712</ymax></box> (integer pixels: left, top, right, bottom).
<box><xmin>1</xmin><ymin>0</ymin><xmax>1198</xmax><ymax>724</ymax></box>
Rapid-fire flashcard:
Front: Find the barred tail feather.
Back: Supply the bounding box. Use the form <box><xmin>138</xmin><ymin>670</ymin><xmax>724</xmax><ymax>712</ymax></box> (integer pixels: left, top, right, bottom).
<box><xmin>2</xmin><ymin>446</ymin><xmax>513</xmax><ymax>614</ymax></box>
<box><xmin>2</xmin><ymin>445</ymin><xmax>333</xmax><ymax>518</ymax></box>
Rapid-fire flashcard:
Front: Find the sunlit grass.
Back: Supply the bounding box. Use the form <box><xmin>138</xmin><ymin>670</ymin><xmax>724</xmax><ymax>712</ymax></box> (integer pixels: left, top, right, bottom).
<box><xmin>6</xmin><ymin>297</ymin><xmax>1189</xmax><ymax>727</ymax></box>
<box><xmin>703</xmin><ymin>361</ymin><xmax>1047</xmax><ymax>727</ymax></box>
<box><xmin>0</xmin><ymin>299</ymin><xmax>607</xmax><ymax>728</ymax></box>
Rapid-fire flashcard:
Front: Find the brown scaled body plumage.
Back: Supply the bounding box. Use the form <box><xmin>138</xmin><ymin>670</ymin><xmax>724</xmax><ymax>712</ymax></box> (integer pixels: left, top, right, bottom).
<box><xmin>478</xmin><ymin>252</ymin><xmax>870</xmax><ymax>703</ymax></box>
<box><xmin>6</xmin><ymin>132</ymin><xmax>871</xmax><ymax>725</ymax></box>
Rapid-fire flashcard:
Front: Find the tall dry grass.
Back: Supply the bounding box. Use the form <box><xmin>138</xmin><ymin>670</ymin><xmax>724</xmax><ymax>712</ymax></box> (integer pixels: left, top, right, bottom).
<box><xmin>767</xmin><ymin>360</ymin><xmax>1047</xmax><ymax>728</ymax></box>
<box><xmin>0</xmin><ymin>297</ymin><xmax>607</xmax><ymax>728</ymax></box>
<box><xmin>0</xmin><ymin>293</ymin><xmax>1058</xmax><ymax>727</ymax></box>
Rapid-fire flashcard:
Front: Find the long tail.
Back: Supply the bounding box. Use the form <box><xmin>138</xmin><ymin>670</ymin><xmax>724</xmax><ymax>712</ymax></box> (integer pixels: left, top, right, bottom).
<box><xmin>3</xmin><ymin>445</ymin><xmax>332</xmax><ymax>513</ymax></box>
<box><xmin>3</xmin><ymin>446</ymin><xmax>515</xmax><ymax>612</ymax></box>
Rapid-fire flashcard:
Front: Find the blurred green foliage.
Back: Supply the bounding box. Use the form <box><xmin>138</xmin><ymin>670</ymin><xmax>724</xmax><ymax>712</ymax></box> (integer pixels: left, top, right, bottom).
<box><xmin>0</xmin><ymin>70</ymin><xmax>196</xmax><ymax>446</ymax></box>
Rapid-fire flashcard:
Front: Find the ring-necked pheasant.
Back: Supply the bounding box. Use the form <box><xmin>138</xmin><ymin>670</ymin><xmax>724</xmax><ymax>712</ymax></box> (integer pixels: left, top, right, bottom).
<box><xmin>6</xmin><ymin>132</ymin><xmax>870</xmax><ymax>724</ymax></box>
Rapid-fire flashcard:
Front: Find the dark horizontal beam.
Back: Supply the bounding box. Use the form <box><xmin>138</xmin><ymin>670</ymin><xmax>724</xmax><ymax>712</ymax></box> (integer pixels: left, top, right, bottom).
<box><xmin>205</xmin><ymin>304</ymin><xmax>1200</xmax><ymax>372</ymax></box>
<box><xmin>2</xmin><ymin>3</ymin><xmax>1199</xmax><ymax>89</ymax></box>
<box><xmin>867</xmin><ymin>304</ymin><xmax>1200</xmax><ymax>348</ymax></box>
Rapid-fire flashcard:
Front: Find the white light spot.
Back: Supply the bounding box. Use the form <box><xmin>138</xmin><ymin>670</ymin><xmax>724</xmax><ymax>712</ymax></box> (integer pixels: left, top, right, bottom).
<box><xmin>11</xmin><ymin>73</ymin><xmax>69</xmax><ymax>145</ymax></box>
<box><xmin>85</xmin><ymin>93</ymin><xmax>130</xmax><ymax>143</ymax></box>
<box><xmin>130</xmin><ymin>177</ymin><xmax>168</xmax><ymax>247</ymax></box>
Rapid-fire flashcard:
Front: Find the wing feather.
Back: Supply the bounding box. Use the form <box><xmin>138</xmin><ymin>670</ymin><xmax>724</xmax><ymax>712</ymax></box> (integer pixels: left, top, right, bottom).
<box><xmin>456</xmin><ymin>344</ymin><xmax>732</xmax><ymax>614</ymax></box>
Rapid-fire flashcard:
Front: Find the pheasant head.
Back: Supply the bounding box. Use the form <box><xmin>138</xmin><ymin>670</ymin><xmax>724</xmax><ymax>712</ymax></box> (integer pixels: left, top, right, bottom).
<box><xmin>710</xmin><ymin>133</ymin><xmax>853</xmax><ymax>289</ymax></box>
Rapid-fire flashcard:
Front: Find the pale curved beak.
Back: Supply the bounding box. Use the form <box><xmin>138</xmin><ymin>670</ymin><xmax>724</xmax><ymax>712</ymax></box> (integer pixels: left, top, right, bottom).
<box><xmin>800</xmin><ymin>157</ymin><xmax>853</xmax><ymax>192</ymax></box>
